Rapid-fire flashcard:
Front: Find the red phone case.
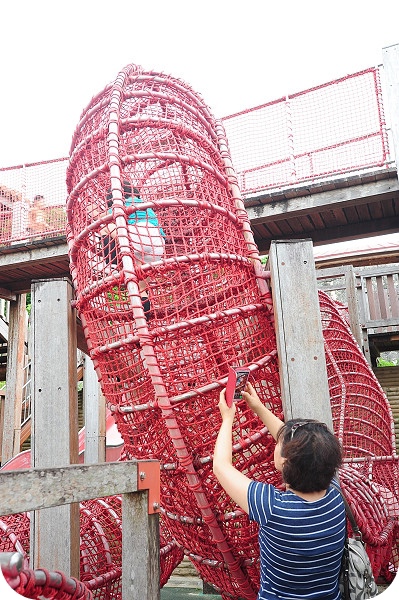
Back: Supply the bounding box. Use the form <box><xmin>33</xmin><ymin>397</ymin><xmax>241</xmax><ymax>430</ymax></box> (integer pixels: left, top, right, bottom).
<box><xmin>226</xmin><ymin>366</ymin><xmax>249</xmax><ymax>407</ymax></box>
<box><xmin>225</xmin><ymin>366</ymin><xmax>238</xmax><ymax>407</ymax></box>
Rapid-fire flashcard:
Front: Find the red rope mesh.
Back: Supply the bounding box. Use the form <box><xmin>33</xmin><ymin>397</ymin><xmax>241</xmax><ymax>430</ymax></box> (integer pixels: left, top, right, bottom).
<box><xmin>0</xmin><ymin>68</ymin><xmax>390</xmax><ymax>246</ymax></box>
<box><xmin>7</xmin><ymin>568</ymin><xmax>93</xmax><ymax>599</ymax></box>
<box><xmin>0</xmin><ymin>64</ymin><xmax>396</xmax><ymax>600</ymax></box>
<box><xmin>0</xmin><ymin>500</ymin><xmax>183</xmax><ymax>598</ymax></box>
<box><xmin>63</xmin><ymin>63</ymin><xmax>398</xmax><ymax>599</ymax></box>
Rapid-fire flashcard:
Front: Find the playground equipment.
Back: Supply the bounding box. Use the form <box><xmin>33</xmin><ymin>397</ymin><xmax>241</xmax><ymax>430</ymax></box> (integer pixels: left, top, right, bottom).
<box><xmin>65</xmin><ymin>64</ymin><xmax>398</xmax><ymax>597</ymax></box>
<box><xmin>1</xmin><ymin>64</ymin><xmax>398</xmax><ymax>598</ymax></box>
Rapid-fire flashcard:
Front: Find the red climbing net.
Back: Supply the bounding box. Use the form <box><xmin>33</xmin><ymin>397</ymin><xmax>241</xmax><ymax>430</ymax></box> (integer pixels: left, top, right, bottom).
<box><xmin>1</xmin><ymin>64</ymin><xmax>397</xmax><ymax>599</ymax></box>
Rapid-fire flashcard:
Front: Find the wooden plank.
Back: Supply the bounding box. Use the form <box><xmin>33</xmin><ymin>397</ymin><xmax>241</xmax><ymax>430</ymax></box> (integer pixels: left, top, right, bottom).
<box><xmin>269</xmin><ymin>240</ymin><xmax>333</xmax><ymax>429</ymax></box>
<box><xmin>0</xmin><ymin>461</ymin><xmax>142</xmax><ymax>515</ymax></box>
<box><xmin>387</xmin><ymin>274</ymin><xmax>399</xmax><ymax>317</ymax></box>
<box><xmin>30</xmin><ymin>278</ymin><xmax>79</xmax><ymax>578</ymax></box>
<box><xmin>364</xmin><ymin>317</ymin><xmax>399</xmax><ymax>328</ymax></box>
<box><xmin>0</xmin><ymin>288</ymin><xmax>16</xmax><ymax>301</ymax></box>
<box><xmin>0</xmin><ymin>243</ymin><xmax>68</xmax><ymax>269</ymax></box>
<box><xmin>1</xmin><ymin>294</ymin><xmax>27</xmax><ymax>464</ymax></box>
<box><xmin>316</xmin><ymin>266</ymin><xmax>348</xmax><ymax>279</ymax></box>
<box><xmin>365</xmin><ymin>277</ymin><xmax>378</xmax><ymax>320</ymax></box>
<box><xmin>84</xmin><ymin>355</ymin><xmax>106</xmax><ymax>464</ymax></box>
<box><xmin>345</xmin><ymin>266</ymin><xmax>363</xmax><ymax>349</ymax></box>
<box><xmin>246</xmin><ymin>178</ymin><xmax>399</xmax><ymax>223</ymax></box>
<box><xmin>376</xmin><ymin>277</ymin><xmax>388</xmax><ymax>319</ymax></box>
<box><xmin>354</xmin><ymin>264</ymin><xmax>399</xmax><ymax>277</ymax></box>
<box><xmin>0</xmin><ymin>317</ymin><xmax>8</xmax><ymax>344</ymax></box>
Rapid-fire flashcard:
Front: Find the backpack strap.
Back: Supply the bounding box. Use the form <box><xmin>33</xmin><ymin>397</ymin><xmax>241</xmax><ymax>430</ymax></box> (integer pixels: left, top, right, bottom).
<box><xmin>330</xmin><ymin>480</ymin><xmax>362</xmax><ymax>540</ymax></box>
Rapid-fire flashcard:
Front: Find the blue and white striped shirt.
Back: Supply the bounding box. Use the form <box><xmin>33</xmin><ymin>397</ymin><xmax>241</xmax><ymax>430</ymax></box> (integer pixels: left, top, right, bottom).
<box><xmin>248</xmin><ymin>479</ymin><xmax>346</xmax><ymax>599</ymax></box>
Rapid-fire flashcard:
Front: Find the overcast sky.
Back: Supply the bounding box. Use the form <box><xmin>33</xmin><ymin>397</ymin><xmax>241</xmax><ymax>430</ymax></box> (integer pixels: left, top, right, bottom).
<box><xmin>1</xmin><ymin>0</ymin><xmax>399</xmax><ymax>169</ymax></box>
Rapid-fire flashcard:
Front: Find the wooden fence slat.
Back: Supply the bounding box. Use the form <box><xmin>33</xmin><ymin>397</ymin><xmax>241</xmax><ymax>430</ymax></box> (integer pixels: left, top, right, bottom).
<box><xmin>376</xmin><ymin>276</ymin><xmax>388</xmax><ymax>319</ymax></box>
<box><xmin>387</xmin><ymin>274</ymin><xmax>399</xmax><ymax>317</ymax></box>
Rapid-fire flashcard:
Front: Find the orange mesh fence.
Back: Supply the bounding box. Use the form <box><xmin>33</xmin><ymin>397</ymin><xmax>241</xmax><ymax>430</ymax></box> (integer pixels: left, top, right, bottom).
<box><xmin>0</xmin><ymin>67</ymin><xmax>392</xmax><ymax>247</ymax></box>
<box><xmin>222</xmin><ymin>67</ymin><xmax>390</xmax><ymax>195</ymax></box>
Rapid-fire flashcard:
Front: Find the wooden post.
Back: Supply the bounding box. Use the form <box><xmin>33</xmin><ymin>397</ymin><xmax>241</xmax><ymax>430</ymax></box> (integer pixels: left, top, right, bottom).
<box><xmin>123</xmin><ymin>490</ymin><xmax>160</xmax><ymax>600</ymax></box>
<box><xmin>383</xmin><ymin>43</ymin><xmax>399</xmax><ymax>170</ymax></box>
<box><xmin>1</xmin><ymin>293</ymin><xmax>27</xmax><ymax>465</ymax></box>
<box><xmin>30</xmin><ymin>278</ymin><xmax>80</xmax><ymax>578</ymax></box>
<box><xmin>344</xmin><ymin>266</ymin><xmax>363</xmax><ymax>350</ymax></box>
<box><xmin>83</xmin><ymin>354</ymin><xmax>106</xmax><ymax>464</ymax></box>
<box><xmin>269</xmin><ymin>240</ymin><xmax>333</xmax><ymax>429</ymax></box>
<box><xmin>0</xmin><ymin>460</ymin><xmax>160</xmax><ymax>600</ymax></box>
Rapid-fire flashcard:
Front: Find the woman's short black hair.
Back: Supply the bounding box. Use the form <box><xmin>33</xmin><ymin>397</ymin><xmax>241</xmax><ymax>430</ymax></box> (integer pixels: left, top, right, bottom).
<box><xmin>276</xmin><ymin>419</ymin><xmax>342</xmax><ymax>493</ymax></box>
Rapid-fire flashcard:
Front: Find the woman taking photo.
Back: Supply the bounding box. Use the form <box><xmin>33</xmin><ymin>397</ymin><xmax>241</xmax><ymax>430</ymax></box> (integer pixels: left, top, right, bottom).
<box><xmin>213</xmin><ymin>381</ymin><xmax>346</xmax><ymax>600</ymax></box>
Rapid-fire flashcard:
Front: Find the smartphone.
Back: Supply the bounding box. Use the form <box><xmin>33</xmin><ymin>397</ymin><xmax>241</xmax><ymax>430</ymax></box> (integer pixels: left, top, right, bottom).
<box><xmin>226</xmin><ymin>366</ymin><xmax>250</xmax><ymax>407</ymax></box>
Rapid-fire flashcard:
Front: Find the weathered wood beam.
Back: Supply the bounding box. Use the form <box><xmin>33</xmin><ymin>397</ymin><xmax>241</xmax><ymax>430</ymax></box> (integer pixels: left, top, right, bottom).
<box><xmin>1</xmin><ymin>294</ymin><xmax>27</xmax><ymax>464</ymax></box>
<box><xmin>269</xmin><ymin>239</ymin><xmax>333</xmax><ymax>429</ymax></box>
<box><xmin>30</xmin><ymin>278</ymin><xmax>79</xmax><ymax>578</ymax></box>
<box><xmin>0</xmin><ymin>287</ymin><xmax>16</xmax><ymax>301</ymax></box>
<box><xmin>246</xmin><ymin>178</ymin><xmax>399</xmax><ymax>223</ymax></box>
<box><xmin>0</xmin><ymin>461</ymin><xmax>158</xmax><ymax>515</ymax></box>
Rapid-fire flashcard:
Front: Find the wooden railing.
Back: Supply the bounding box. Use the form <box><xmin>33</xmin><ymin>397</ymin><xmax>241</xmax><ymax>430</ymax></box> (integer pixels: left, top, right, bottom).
<box><xmin>0</xmin><ymin>460</ymin><xmax>161</xmax><ymax>600</ymax></box>
<box><xmin>316</xmin><ymin>264</ymin><xmax>399</xmax><ymax>364</ymax></box>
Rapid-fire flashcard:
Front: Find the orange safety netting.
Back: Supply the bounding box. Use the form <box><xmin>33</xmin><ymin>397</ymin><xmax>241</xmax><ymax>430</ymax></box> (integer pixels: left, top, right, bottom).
<box><xmin>63</xmin><ymin>64</ymin><xmax>398</xmax><ymax>599</ymax></box>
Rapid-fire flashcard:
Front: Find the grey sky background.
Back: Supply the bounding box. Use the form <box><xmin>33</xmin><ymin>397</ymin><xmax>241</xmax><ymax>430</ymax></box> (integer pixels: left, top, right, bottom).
<box><xmin>1</xmin><ymin>0</ymin><xmax>399</xmax><ymax>168</ymax></box>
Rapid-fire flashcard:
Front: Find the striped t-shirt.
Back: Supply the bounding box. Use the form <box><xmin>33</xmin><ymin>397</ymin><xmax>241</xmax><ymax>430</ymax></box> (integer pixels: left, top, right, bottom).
<box><xmin>248</xmin><ymin>479</ymin><xmax>345</xmax><ymax>599</ymax></box>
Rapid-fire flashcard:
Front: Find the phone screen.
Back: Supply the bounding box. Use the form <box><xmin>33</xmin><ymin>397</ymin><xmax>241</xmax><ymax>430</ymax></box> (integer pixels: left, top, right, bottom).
<box><xmin>234</xmin><ymin>369</ymin><xmax>250</xmax><ymax>399</ymax></box>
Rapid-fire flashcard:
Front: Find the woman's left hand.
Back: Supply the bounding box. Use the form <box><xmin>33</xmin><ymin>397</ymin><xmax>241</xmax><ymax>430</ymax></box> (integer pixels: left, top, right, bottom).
<box><xmin>218</xmin><ymin>389</ymin><xmax>236</xmax><ymax>420</ymax></box>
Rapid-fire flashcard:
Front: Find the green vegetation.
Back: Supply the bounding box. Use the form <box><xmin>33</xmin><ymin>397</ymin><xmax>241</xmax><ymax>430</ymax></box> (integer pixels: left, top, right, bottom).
<box><xmin>376</xmin><ymin>357</ymin><xmax>399</xmax><ymax>367</ymax></box>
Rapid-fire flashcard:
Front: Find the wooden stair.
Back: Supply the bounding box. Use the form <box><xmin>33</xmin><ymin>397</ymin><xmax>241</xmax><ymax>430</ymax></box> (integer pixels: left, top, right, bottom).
<box><xmin>13</xmin><ymin>364</ymin><xmax>85</xmax><ymax>454</ymax></box>
<box><xmin>373</xmin><ymin>366</ymin><xmax>399</xmax><ymax>453</ymax></box>
<box><xmin>20</xmin><ymin>392</ymin><xmax>84</xmax><ymax>453</ymax></box>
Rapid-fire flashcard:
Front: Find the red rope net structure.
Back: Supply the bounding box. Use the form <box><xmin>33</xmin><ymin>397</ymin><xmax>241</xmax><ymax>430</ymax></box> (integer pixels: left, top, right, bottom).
<box><xmin>0</xmin><ymin>65</ymin><xmax>397</xmax><ymax>599</ymax></box>
<box><xmin>63</xmin><ymin>64</ymin><xmax>399</xmax><ymax>598</ymax></box>
<box><xmin>1</xmin><ymin>549</ymin><xmax>93</xmax><ymax>599</ymax></box>
<box><xmin>0</xmin><ymin>501</ymin><xmax>182</xmax><ymax>598</ymax></box>
<box><xmin>0</xmin><ymin>67</ymin><xmax>391</xmax><ymax>247</ymax></box>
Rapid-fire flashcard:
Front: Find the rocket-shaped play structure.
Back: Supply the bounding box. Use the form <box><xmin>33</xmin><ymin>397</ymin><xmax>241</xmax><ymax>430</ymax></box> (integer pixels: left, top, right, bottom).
<box><xmin>1</xmin><ymin>64</ymin><xmax>398</xmax><ymax>599</ymax></box>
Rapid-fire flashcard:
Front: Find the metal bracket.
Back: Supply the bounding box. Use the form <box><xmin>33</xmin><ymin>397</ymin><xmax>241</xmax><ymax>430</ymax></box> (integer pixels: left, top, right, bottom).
<box><xmin>137</xmin><ymin>460</ymin><xmax>160</xmax><ymax>514</ymax></box>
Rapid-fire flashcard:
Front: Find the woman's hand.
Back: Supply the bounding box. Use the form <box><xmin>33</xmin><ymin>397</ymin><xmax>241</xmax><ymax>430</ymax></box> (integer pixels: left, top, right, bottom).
<box><xmin>241</xmin><ymin>381</ymin><xmax>284</xmax><ymax>440</ymax></box>
<box><xmin>218</xmin><ymin>389</ymin><xmax>236</xmax><ymax>421</ymax></box>
<box><xmin>241</xmin><ymin>381</ymin><xmax>263</xmax><ymax>412</ymax></box>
